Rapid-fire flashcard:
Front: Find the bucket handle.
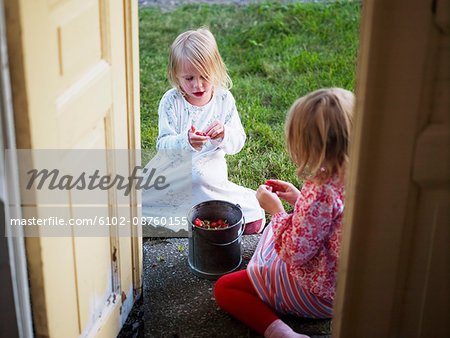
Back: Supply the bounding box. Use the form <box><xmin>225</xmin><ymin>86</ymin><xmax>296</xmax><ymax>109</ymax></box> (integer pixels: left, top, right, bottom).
<box><xmin>209</xmin><ymin>217</ymin><xmax>246</xmax><ymax>247</ymax></box>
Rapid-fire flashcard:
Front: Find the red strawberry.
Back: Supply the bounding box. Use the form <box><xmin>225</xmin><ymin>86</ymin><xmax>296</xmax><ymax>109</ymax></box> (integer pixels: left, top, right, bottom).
<box><xmin>191</xmin><ymin>125</ymin><xmax>196</xmax><ymax>132</ymax></box>
<box><xmin>264</xmin><ymin>180</ymin><xmax>280</xmax><ymax>193</ymax></box>
<box><xmin>195</xmin><ymin>218</ymin><xmax>229</xmax><ymax>229</ymax></box>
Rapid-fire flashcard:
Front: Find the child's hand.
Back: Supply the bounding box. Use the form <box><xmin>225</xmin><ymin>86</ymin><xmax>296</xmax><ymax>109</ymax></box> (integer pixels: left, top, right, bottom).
<box><xmin>205</xmin><ymin>121</ymin><xmax>225</xmax><ymax>140</ymax></box>
<box><xmin>188</xmin><ymin>126</ymin><xmax>209</xmax><ymax>148</ymax></box>
<box><xmin>256</xmin><ymin>185</ymin><xmax>285</xmax><ymax>215</ymax></box>
<box><xmin>264</xmin><ymin>179</ymin><xmax>300</xmax><ymax>206</ymax></box>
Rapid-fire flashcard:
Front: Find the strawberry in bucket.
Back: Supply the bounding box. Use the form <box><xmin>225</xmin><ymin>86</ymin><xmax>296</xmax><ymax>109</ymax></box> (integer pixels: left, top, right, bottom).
<box><xmin>194</xmin><ymin>218</ymin><xmax>229</xmax><ymax>229</ymax></box>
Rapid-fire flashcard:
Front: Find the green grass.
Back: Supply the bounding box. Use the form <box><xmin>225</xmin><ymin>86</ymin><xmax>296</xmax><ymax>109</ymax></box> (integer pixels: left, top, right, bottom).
<box><xmin>139</xmin><ymin>1</ymin><xmax>360</xmax><ymax>193</ymax></box>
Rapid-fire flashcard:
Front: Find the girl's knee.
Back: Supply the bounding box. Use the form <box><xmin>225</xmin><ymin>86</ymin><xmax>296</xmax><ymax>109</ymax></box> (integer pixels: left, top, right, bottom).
<box><xmin>214</xmin><ymin>270</ymin><xmax>249</xmax><ymax>298</ymax></box>
<box><xmin>214</xmin><ymin>274</ymin><xmax>230</xmax><ymax>294</ymax></box>
<box><xmin>213</xmin><ymin>275</ymin><xmax>228</xmax><ymax>307</ymax></box>
<box><xmin>191</xmin><ymin>170</ymin><xmax>207</xmax><ymax>187</ymax></box>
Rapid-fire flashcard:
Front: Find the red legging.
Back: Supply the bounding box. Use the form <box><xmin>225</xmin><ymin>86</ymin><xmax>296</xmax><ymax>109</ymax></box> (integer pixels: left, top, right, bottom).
<box><xmin>214</xmin><ymin>269</ymin><xmax>278</xmax><ymax>334</ymax></box>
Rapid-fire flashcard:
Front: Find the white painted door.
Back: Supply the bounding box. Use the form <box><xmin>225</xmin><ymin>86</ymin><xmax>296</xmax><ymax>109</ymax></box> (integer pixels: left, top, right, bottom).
<box><xmin>4</xmin><ymin>0</ymin><xmax>141</xmax><ymax>336</ymax></box>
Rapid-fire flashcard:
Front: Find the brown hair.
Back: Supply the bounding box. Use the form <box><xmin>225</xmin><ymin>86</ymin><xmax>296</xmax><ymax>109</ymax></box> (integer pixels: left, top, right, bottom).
<box><xmin>167</xmin><ymin>27</ymin><xmax>232</xmax><ymax>95</ymax></box>
<box><xmin>285</xmin><ymin>88</ymin><xmax>354</xmax><ymax>184</ymax></box>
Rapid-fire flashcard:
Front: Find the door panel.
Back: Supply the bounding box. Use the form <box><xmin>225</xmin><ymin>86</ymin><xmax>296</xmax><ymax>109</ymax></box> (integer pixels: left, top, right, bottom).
<box><xmin>53</xmin><ymin>0</ymin><xmax>102</xmax><ymax>87</ymax></box>
<box><xmin>57</xmin><ymin>61</ymin><xmax>112</xmax><ymax>149</ymax></box>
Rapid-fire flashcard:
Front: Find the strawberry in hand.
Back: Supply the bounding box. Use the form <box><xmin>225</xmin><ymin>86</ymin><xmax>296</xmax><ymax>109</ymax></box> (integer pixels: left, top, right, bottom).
<box><xmin>264</xmin><ymin>180</ymin><xmax>283</xmax><ymax>193</ymax></box>
<box><xmin>263</xmin><ymin>179</ymin><xmax>300</xmax><ymax>206</ymax></box>
<box><xmin>191</xmin><ymin>125</ymin><xmax>208</xmax><ymax>136</ymax></box>
<box><xmin>189</xmin><ymin>125</ymin><xmax>209</xmax><ymax>148</ymax></box>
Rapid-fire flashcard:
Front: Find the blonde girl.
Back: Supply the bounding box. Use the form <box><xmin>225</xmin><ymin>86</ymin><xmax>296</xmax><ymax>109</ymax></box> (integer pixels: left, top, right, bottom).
<box><xmin>143</xmin><ymin>27</ymin><xmax>265</xmax><ymax>234</ymax></box>
<box><xmin>214</xmin><ymin>88</ymin><xmax>354</xmax><ymax>337</ymax></box>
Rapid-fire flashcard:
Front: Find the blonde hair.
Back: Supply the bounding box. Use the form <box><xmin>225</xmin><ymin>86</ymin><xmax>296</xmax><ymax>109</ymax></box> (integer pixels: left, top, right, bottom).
<box><xmin>285</xmin><ymin>88</ymin><xmax>354</xmax><ymax>184</ymax></box>
<box><xmin>167</xmin><ymin>27</ymin><xmax>232</xmax><ymax>95</ymax></box>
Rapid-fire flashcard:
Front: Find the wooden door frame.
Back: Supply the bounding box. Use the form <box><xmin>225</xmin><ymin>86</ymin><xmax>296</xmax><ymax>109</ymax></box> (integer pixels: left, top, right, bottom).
<box><xmin>123</xmin><ymin>0</ymin><xmax>142</xmax><ymax>299</ymax></box>
<box><xmin>334</xmin><ymin>0</ymin><xmax>449</xmax><ymax>336</ymax></box>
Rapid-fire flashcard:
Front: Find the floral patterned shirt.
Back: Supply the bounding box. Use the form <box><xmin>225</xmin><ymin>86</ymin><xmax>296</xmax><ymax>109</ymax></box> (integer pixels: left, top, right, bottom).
<box><xmin>271</xmin><ymin>175</ymin><xmax>345</xmax><ymax>300</ymax></box>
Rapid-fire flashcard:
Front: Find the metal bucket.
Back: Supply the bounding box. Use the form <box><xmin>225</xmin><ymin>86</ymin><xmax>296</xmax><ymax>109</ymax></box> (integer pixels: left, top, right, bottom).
<box><xmin>187</xmin><ymin>200</ymin><xmax>245</xmax><ymax>280</ymax></box>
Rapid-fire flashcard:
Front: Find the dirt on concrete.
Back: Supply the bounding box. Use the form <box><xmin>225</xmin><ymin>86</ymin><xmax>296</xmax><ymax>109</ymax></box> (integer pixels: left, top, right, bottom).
<box><xmin>118</xmin><ymin>235</ymin><xmax>331</xmax><ymax>338</ymax></box>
